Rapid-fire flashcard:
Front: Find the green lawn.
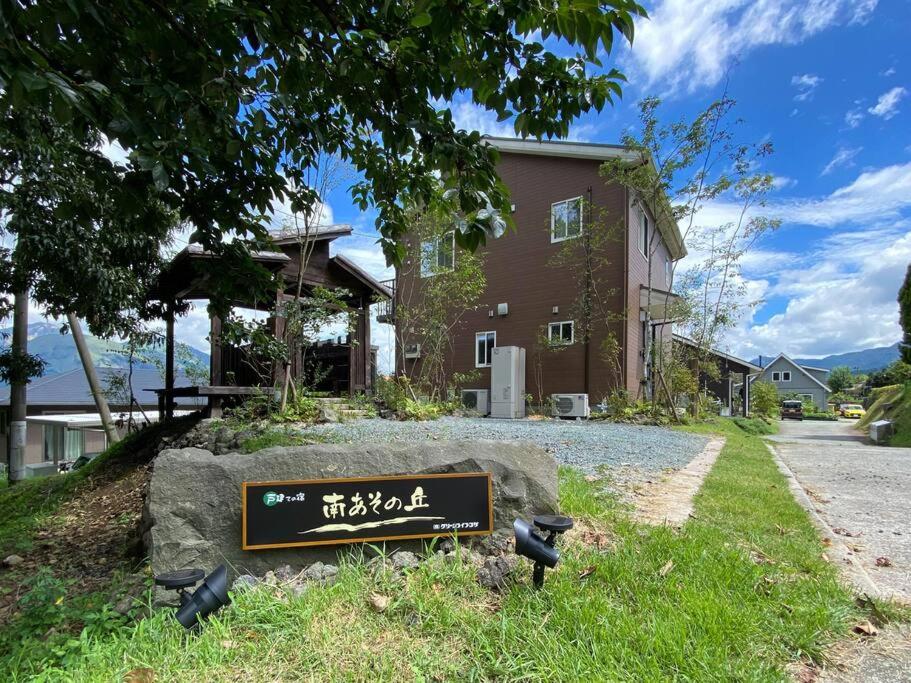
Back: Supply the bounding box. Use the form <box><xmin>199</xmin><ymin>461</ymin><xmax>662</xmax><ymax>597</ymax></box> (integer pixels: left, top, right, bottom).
<box><xmin>4</xmin><ymin>418</ymin><xmax>893</xmax><ymax>681</ymax></box>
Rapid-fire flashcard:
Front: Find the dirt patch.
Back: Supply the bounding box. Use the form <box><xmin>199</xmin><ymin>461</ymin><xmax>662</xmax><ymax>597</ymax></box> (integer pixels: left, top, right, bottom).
<box><xmin>630</xmin><ymin>437</ymin><xmax>725</xmax><ymax>527</ymax></box>
<box><xmin>0</xmin><ymin>417</ymin><xmax>198</xmax><ymax>626</ymax></box>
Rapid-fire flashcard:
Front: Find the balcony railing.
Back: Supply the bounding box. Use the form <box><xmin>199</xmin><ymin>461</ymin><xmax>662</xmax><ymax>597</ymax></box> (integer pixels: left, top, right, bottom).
<box><xmin>376</xmin><ymin>278</ymin><xmax>396</xmax><ymax>323</ymax></box>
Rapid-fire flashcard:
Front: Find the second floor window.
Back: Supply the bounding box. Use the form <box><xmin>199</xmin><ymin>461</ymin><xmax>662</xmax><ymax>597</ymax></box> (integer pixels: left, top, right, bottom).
<box><xmin>420</xmin><ymin>231</ymin><xmax>455</xmax><ymax>277</ymax></box>
<box><xmin>638</xmin><ymin>205</ymin><xmax>650</xmax><ymax>259</ymax></box>
<box><xmin>551</xmin><ymin>197</ymin><xmax>583</xmax><ymax>242</ymax></box>
<box><xmin>548</xmin><ymin>320</ymin><xmax>574</xmax><ymax>345</ymax></box>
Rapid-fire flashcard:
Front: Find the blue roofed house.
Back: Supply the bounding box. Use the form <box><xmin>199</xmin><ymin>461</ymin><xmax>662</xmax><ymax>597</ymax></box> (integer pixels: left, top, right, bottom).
<box><xmin>751</xmin><ymin>354</ymin><xmax>831</xmax><ymax>410</ymax></box>
<box><xmin>0</xmin><ymin>367</ymin><xmax>197</xmax><ymax>475</ymax></box>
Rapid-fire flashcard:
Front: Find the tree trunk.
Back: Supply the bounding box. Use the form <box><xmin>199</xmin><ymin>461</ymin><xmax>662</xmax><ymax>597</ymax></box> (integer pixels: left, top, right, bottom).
<box><xmin>67</xmin><ymin>313</ymin><xmax>120</xmax><ymax>445</ymax></box>
<box><xmin>8</xmin><ymin>291</ymin><xmax>29</xmax><ymax>484</ymax></box>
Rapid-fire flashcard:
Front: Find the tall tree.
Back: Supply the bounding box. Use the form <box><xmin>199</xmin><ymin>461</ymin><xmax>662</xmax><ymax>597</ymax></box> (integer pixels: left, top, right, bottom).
<box><xmin>827</xmin><ymin>365</ymin><xmax>854</xmax><ymax>394</ymax></box>
<box><xmin>899</xmin><ymin>264</ymin><xmax>911</xmax><ymax>364</ymax></box>
<box><xmin>1</xmin><ymin>0</ymin><xmax>646</xmax><ymax>300</ymax></box>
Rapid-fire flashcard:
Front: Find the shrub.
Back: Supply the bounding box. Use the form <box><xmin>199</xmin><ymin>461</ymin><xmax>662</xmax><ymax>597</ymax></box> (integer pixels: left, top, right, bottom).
<box><xmin>750</xmin><ymin>381</ymin><xmax>779</xmax><ymax>418</ymax></box>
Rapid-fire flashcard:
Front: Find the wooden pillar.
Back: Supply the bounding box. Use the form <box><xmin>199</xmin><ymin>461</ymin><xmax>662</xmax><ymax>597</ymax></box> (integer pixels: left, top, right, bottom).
<box><xmin>164</xmin><ymin>303</ymin><xmax>175</xmax><ymax>420</ymax></box>
<box><xmin>363</xmin><ymin>297</ymin><xmax>372</xmax><ymax>391</ymax></box>
<box><xmin>742</xmin><ymin>371</ymin><xmax>750</xmax><ymax>417</ymax></box>
<box><xmin>272</xmin><ymin>290</ymin><xmax>286</xmax><ymax>388</ymax></box>
<box><xmin>209</xmin><ymin>313</ymin><xmax>223</xmax><ymax>417</ymax></box>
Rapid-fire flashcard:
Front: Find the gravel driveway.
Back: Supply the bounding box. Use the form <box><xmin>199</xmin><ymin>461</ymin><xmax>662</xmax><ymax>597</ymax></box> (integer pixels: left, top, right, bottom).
<box><xmin>307</xmin><ymin>416</ymin><xmax>709</xmax><ymax>475</ymax></box>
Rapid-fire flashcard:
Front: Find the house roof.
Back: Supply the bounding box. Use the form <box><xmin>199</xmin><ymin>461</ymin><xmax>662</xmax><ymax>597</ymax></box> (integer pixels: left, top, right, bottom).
<box><xmin>753</xmin><ymin>353</ymin><xmax>832</xmax><ymax>392</ymax></box>
<box><xmin>672</xmin><ymin>334</ymin><xmax>762</xmax><ymax>373</ymax></box>
<box><xmin>269</xmin><ymin>223</ymin><xmax>353</xmax><ymax>246</ymax></box>
<box><xmin>0</xmin><ymin>367</ymin><xmax>198</xmax><ymax>407</ymax></box>
<box><xmin>483</xmin><ymin>136</ymin><xmax>687</xmax><ymax>261</ymax></box>
<box><xmin>330</xmin><ymin>254</ymin><xmax>392</xmax><ymax>300</ymax></box>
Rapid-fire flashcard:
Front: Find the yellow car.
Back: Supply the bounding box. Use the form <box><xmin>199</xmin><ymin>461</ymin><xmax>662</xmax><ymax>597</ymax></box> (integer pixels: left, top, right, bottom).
<box><xmin>840</xmin><ymin>404</ymin><xmax>866</xmax><ymax>419</ymax></box>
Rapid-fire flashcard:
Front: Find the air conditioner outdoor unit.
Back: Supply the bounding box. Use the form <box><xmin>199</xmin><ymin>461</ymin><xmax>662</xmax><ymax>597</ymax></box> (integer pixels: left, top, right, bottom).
<box><xmin>461</xmin><ymin>389</ymin><xmax>490</xmax><ymax>416</ymax></box>
<box><xmin>552</xmin><ymin>393</ymin><xmax>590</xmax><ymax>418</ymax></box>
<box><xmin>404</xmin><ymin>343</ymin><xmax>421</xmax><ymax>359</ymax></box>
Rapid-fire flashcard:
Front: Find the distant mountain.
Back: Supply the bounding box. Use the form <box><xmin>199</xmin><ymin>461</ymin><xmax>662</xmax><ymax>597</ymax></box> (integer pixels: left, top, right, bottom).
<box><xmin>752</xmin><ymin>342</ymin><xmax>901</xmax><ymax>373</ymax></box>
<box><xmin>0</xmin><ymin>322</ymin><xmax>209</xmax><ymax>384</ymax></box>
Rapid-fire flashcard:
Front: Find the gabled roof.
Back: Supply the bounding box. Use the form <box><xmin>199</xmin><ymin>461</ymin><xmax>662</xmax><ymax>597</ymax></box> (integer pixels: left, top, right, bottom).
<box><xmin>270</xmin><ymin>224</ymin><xmax>352</xmax><ymax>246</ymax></box>
<box><xmin>329</xmin><ymin>254</ymin><xmax>392</xmax><ymax>300</ymax></box>
<box><xmin>673</xmin><ymin>334</ymin><xmax>761</xmax><ymax>373</ymax></box>
<box><xmin>754</xmin><ymin>353</ymin><xmax>832</xmax><ymax>392</ymax></box>
<box><xmin>483</xmin><ymin>136</ymin><xmax>687</xmax><ymax>261</ymax></box>
<box><xmin>0</xmin><ymin>367</ymin><xmax>197</xmax><ymax>407</ymax></box>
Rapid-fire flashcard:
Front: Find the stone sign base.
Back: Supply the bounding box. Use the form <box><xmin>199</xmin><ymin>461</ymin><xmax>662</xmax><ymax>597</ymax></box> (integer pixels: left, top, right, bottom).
<box><xmin>143</xmin><ymin>440</ymin><xmax>558</xmax><ymax>579</ymax></box>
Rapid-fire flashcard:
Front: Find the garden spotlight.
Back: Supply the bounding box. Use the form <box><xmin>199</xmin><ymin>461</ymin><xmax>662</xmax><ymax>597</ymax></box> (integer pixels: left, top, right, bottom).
<box><xmin>513</xmin><ymin>514</ymin><xmax>573</xmax><ymax>588</ymax></box>
<box><xmin>154</xmin><ymin>565</ymin><xmax>231</xmax><ymax>629</ymax></box>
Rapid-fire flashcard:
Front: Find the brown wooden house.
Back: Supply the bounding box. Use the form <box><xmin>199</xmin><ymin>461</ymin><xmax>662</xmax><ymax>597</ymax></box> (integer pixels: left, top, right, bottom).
<box><xmin>152</xmin><ymin>225</ymin><xmax>389</xmax><ymax>415</ymax></box>
<box><xmin>386</xmin><ymin>137</ymin><xmax>686</xmax><ymax>404</ymax></box>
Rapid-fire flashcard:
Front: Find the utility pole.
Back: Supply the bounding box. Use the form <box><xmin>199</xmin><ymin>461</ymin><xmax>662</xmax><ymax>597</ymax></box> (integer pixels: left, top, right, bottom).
<box><xmin>67</xmin><ymin>313</ymin><xmax>120</xmax><ymax>446</ymax></box>
<box><xmin>8</xmin><ymin>291</ymin><xmax>29</xmax><ymax>484</ymax></box>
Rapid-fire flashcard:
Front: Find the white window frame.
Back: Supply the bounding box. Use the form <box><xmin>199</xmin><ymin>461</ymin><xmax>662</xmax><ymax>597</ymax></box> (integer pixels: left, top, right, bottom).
<box><xmin>420</xmin><ymin>231</ymin><xmax>455</xmax><ymax>278</ymax></box>
<box><xmin>638</xmin><ymin>204</ymin><xmax>650</xmax><ymax>260</ymax></box>
<box><xmin>782</xmin><ymin>371</ymin><xmax>791</xmax><ymax>382</ymax></box>
<box><xmin>665</xmin><ymin>258</ymin><xmax>672</xmax><ymax>286</ymax></box>
<box><xmin>798</xmin><ymin>393</ymin><xmax>814</xmax><ymax>402</ymax></box>
<box><xmin>772</xmin><ymin>371</ymin><xmax>781</xmax><ymax>381</ymax></box>
<box><xmin>550</xmin><ymin>197</ymin><xmax>583</xmax><ymax>243</ymax></box>
<box><xmin>548</xmin><ymin>320</ymin><xmax>575</xmax><ymax>345</ymax></box>
<box><xmin>475</xmin><ymin>330</ymin><xmax>496</xmax><ymax>368</ymax></box>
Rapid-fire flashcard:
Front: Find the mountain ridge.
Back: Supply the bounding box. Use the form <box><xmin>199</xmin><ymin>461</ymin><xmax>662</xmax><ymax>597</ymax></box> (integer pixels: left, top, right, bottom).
<box><xmin>0</xmin><ymin>322</ymin><xmax>209</xmax><ymax>383</ymax></box>
<box><xmin>751</xmin><ymin>342</ymin><xmax>900</xmax><ymax>373</ymax></box>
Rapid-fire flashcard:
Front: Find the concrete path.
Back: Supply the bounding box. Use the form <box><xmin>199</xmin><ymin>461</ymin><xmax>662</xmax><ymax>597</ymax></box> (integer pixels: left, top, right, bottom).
<box><xmin>766</xmin><ymin>419</ymin><xmax>911</xmax><ymax>681</ymax></box>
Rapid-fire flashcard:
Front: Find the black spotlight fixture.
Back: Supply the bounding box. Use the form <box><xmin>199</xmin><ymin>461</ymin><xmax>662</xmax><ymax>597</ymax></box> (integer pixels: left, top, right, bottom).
<box><xmin>154</xmin><ymin>565</ymin><xmax>231</xmax><ymax>629</ymax></box>
<box><xmin>513</xmin><ymin>514</ymin><xmax>573</xmax><ymax>588</ymax></box>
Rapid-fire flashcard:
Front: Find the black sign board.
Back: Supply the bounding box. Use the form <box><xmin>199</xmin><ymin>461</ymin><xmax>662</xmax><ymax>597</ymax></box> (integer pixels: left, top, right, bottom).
<box><xmin>242</xmin><ymin>472</ymin><xmax>493</xmax><ymax>550</ymax></box>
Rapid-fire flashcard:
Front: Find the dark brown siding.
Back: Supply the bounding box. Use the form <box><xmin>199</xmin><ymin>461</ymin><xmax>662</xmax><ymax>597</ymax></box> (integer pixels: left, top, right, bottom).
<box><xmin>397</xmin><ymin>151</ymin><xmax>673</xmax><ymax>404</ymax></box>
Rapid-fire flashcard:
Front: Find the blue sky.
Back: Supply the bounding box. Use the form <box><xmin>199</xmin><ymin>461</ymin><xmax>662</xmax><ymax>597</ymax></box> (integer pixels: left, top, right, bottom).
<box><xmin>318</xmin><ymin>0</ymin><xmax>911</xmax><ymax>369</ymax></box>
<box><xmin>105</xmin><ymin>0</ymin><xmax>908</xmax><ymax>369</ymax></box>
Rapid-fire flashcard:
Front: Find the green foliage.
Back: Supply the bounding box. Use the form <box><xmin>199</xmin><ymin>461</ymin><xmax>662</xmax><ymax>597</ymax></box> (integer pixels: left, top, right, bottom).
<box><xmin>272</xmin><ymin>394</ymin><xmax>321</xmax><ymax>424</ymax></box>
<box><xmin>750</xmin><ymin>380</ymin><xmax>779</xmax><ymax>418</ymax></box>
<box><xmin>867</xmin><ymin>360</ymin><xmax>911</xmax><ymax>388</ymax></box>
<box><xmin>730</xmin><ymin>416</ymin><xmax>778</xmax><ymax>435</ymax></box>
<box><xmin>239</xmin><ymin>428</ymin><xmax>311</xmax><ymax>453</ymax></box>
<box><xmin>2</xmin><ymin>0</ymin><xmax>645</xmax><ymax>285</ymax></box>
<box><xmin>900</xmin><ymin>264</ymin><xmax>911</xmax><ymax>364</ymax></box>
<box><xmin>827</xmin><ymin>365</ymin><xmax>854</xmax><ymax>394</ymax></box>
<box><xmin>0</xmin><ymin>568</ymin><xmax>139</xmax><ymax>677</ymax></box>
<box><xmin>401</xmin><ymin>398</ymin><xmax>444</xmax><ymax>421</ymax></box>
<box><xmin>0</xmin><ymin>348</ymin><xmax>46</xmax><ymax>385</ymax></box>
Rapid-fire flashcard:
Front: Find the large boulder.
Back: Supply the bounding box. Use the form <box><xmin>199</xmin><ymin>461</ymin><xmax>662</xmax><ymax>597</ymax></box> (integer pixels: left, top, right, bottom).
<box><xmin>143</xmin><ymin>440</ymin><xmax>557</xmax><ymax>579</ymax></box>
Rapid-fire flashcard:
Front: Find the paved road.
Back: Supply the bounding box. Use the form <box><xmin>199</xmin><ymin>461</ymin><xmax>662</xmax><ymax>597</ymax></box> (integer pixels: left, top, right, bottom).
<box><xmin>768</xmin><ymin>420</ymin><xmax>911</xmax><ymax>683</ymax></box>
<box><xmin>768</xmin><ymin>419</ymin><xmax>911</xmax><ymax>603</ymax></box>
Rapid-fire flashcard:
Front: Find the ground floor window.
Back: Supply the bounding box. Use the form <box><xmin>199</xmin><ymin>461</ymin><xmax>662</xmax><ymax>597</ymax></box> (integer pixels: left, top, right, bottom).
<box><xmin>43</xmin><ymin>425</ymin><xmax>85</xmax><ymax>462</ymax></box>
<box><xmin>475</xmin><ymin>331</ymin><xmax>496</xmax><ymax>367</ymax></box>
<box><xmin>548</xmin><ymin>320</ymin><xmax>574</xmax><ymax>345</ymax></box>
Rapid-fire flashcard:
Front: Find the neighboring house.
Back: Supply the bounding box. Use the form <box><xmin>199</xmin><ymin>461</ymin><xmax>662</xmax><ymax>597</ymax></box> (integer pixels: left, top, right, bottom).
<box><xmin>386</xmin><ymin>136</ymin><xmax>687</xmax><ymax>402</ymax></box>
<box><xmin>0</xmin><ymin>367</ymin><xmax>196</xmax><ymax>469</ymax></box>
<box><xmin>673</xmin><ymin>334</ymin><xmax>761</xmax><ymax>416</ymax></box>
<box><xmin>751</xmin><ymin>354</ymin><xmax>832</xmax><ymax>409</ymax></box>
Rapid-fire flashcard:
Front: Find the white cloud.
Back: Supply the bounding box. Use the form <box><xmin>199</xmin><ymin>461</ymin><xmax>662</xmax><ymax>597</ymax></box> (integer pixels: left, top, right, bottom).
<box><xmin>694</xmin><ymin>160</ymin><xmax>911</xmax><ymax>230</ymax></box>
<box><xmin>844</xmin><ymin>108</ymin><xmax>864</xmax><ymax>128</ymax></box>
<box><xmin>821</xmin><ymin>146</ymin><xmax>862</xmax><ymax>175</ymax></box>
<box><xmin>849</xmin><ymin>0</ymin><xmax>878</xmax><ymax>24</ymax></box>
<box><xmin>791</xmin><ymin>73</ymin><xmax>822</xmax><ymax>101</ymax></box>
<box><xmin>723</xmin><ymin>226</ymin><xmax>909</xmax><ymax>359</ymax></box>
<box><xmin>867</xmin><ymin>86</ymin><xmax>908</xmax><ymax>120</ymax></box>
<box><xmin>626</xmin><ymin>0</ymin><xmax>873</xmax><ymax>94</ymax></box>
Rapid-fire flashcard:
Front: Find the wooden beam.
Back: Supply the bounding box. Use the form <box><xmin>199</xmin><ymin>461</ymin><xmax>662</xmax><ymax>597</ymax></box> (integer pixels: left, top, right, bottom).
<box><xmin>165</xmin><ymin>303</ymin><xmax>175</xmax><ymax>420</ymax></box>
